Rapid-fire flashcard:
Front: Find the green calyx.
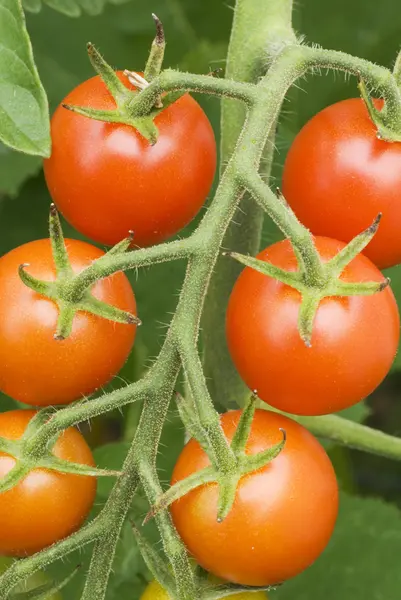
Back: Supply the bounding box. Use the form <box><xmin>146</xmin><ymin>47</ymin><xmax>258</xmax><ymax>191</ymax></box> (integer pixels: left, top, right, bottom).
<box><xmin>143</xmin><ymin>393</ymin><xmax>286</xmax><ymax>525</ymax></box>
<box><xmin>61</xmin><ymin>15</ymin><xmax>183</xmax><ymax>145</ymax></box>
<box><xmin>226</xmin><ymin>213</ymin><xmax>389</xmax><ymax>347</ymax></box>
<box><xmin>19</xmin><ymin>205</ymin><xmax>141</xmax><ymax>340</ymax></box>
<box><xmin>0</xmin><ymin>409</ymin><xmax>120</xmax><ymax>495</ymax></box>
<box><xmin>358</xmin><ymin>78</ymin><xmax>401</xmax><ymax>143</ymax></box>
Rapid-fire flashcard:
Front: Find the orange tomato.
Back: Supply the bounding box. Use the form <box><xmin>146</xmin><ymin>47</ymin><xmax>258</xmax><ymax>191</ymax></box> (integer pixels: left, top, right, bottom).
<box><xmin>171</xmin><ymin>409</ymin><xmax>338</xmax><ymax>586</ymax></box>
<box><xmin>44</xmin><ymin>73</ymin><xmax>216</xmax><ymax>248</ymax></box>
<box><xmin>0</xmin><ymin>238</ymin><xmax>137</xmax><ymax>406</ymax></box>
<box><xmin>0</xmin><ymin>410</ymin><xmax>96</xmax><ymax>556</ymax></box>
<box><xmin>226</xmin><ymin>237</ymin><xmax>399</xmax><ymax>415</ymax></box>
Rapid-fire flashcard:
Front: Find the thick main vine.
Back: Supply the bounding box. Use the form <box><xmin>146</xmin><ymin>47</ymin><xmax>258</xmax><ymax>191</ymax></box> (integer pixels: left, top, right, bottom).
<box><xmin>2</xmin><ymin>1</ymin><xmax>401</xmax><ymax>599</ymax></box>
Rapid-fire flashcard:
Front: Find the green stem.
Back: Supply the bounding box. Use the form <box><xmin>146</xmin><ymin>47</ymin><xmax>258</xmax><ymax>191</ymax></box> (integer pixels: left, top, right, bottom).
<box><xmin>130</xmin><ymin>69</ymin><xmax>256</xmax><ymax>118</ymax></box>
<box><xmin>202</xmin><ymin>0</ymin><xmax>296</xmax><ymax>410</ymax></box>
<box><xmin>178</xmin><ymin>332</ymin><xmax>236</xmax><ymax>471</ymax></box>
<box><xmin>0</xmin><ymin>518</ymin><xmax>101</xmax><ymax>599</ymax></box>
<box><xmin>240</xmin><ymin>172</ymin><xmax>324</xmax><ymax>281</ymax></box>
<box><xmin>132</xmin><ymin>524</ymin><xmax>176</xmax><ymax>597</ymax></box>
<box><xmin>134</xmin><ymin>351</ymin><xmax>198</xmax><ymax>600</ymax></box>
<box><xmin>69</xmin><ymin>237</ymin><xmax>196</xmax><ymax>295</ymax></box>
<box><xmin>25</xmin><ymin>376</ymin><xmax>152</xmax><ymax>457</ymax></box>
<box><xmin>174</xmin><ymin>392</ymin><xmax>210</xmax><ymax>452</ymax></box>
<box><xmin>294</xmin><ymin>413</ymin><xmax>401</xmax><ymax>461</ymax></box>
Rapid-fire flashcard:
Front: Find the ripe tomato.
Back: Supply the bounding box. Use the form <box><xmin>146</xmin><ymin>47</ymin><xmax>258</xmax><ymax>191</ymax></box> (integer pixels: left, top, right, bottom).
<box><xmin>0</xmin><ymin>238</ymin><xmax>137</xmax><ymax>406</ymax></box>
<box><xmin>140</xmin><ymin>580</ymin><xmax>267</xmax><ymax>599</ymax></box>
<box><xmin>0</xmin><ymin>410</ymin><xmax>96</xmax><ymax>556</ymax></box>
<box><xmin>0</xmin><ymin>557</ymin><xmax>62</xmax><ymax>598</ymax></box>
<box><xmin>282</xmin><ymin>97</ymin><xmax>401</xmax><ymax>269</ymax></box>
<box><xmin>171</xmin><ymin>409</ymin><xmax>338</xmax><ymax>586</ymax></box>
<box><xmin>43</xmin><ymin>72</ymin><xmax>217</xmax><ymax>248</ymax></box>
<box><xmin>226</xmin><ymin>237</ymin><xmax>399</xmax><ymax>416</ymax></box>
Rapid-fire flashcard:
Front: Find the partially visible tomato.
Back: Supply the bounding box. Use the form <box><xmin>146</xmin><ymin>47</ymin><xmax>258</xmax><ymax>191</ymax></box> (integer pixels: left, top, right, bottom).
<box><xmin>0</xmin><ymin>410</ymin><xmax>96</xmax><ymax>556</ymax></box>
<box><xmin>282</xmin><ymin>97</ymin><xmax>401</xmax><ymax>269</ymax></box>
<box><xmin>171</xmin><ymin>410</ymin><xmax>338</xmax><ymax>586</ymax></box>
<box><xmin>226</xmin><ymin>237</ymin><xmax>399</xmax><ymax>416</ymax></box>
<box><xmin>0</xmin><ymin>238</ymin><xmax>137</xmax><ymax>406</ymax></box>
<box><xmin>0</xmin><ymin>557</ymin><xmax>62</xmax><ymax>598</ymax></box>
<box><xmin>44</xmin><ymin>72</ymin><xmax>217</xmax><ymax>248</ymax></box>
<box><xmin>140</xmin><ymin>580</ymin><xmax>267</xmax><ymax>599</ymax></box>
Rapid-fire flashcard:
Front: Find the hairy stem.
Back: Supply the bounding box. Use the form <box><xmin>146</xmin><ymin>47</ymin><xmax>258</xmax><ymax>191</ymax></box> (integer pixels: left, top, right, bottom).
<box><xmin>202</xmin><ymin>0</ymin><xmax>296</xmax><ymax>409</ymax></box>
<box><xmin>294</xmin><ymin>413</ymin><xmax>401</xmax><ymax>461</ymax></box>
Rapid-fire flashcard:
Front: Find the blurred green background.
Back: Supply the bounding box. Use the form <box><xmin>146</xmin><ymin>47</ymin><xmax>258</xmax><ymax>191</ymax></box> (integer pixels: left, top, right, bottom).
<box><xmin>2</xmin><ymin>0</ymin><xmax>401</xmax><ymax>597</ymax></box>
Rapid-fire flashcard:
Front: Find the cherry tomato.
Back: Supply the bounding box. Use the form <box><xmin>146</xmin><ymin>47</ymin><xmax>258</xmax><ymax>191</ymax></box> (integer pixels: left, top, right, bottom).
<box><xmin>0</xmin><ymin>557</ymin><xmax>62</xmax><ymax>598</ymax></box>
<box><xmin>282</xmin><ymin>97</ymin><xmax>401</xmax><ymax>269</ymax></box>
<box><xmin>140</xmin><ymin>580</ymin><xmax>267</xmax><ymax>599</ymax></box>
<box><xmin>226</xmin><ymin>237</ymin><xmax>399</xmax><ymax>416</ymax></box>
<box><xmin>171</xmin><ymin>409</ymin><xmax>338</xmax><ymax>586</ymax></box>
<box><xmin>43</xmin><ymin>72</ymin><xmax>217</xmax><ymax>248</ymax></box>
<box><xmin>0</xmin><ymin>238</ymin><xmax>137</xmax><ymax>406</ymax></box>
<box><xmin>0</xmin><ymin>409</ymin><xmax>96</xmax><ymax>556</ymax></box>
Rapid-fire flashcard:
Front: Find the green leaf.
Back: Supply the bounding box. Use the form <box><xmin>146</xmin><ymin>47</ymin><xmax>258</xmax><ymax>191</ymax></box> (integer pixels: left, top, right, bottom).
<box><xmin>22</xmin><ymin>0</ymin><xmax>128</xmax><ymax>17</ymax></box>
<box><xmin>274</xmin><ymin>493</ymin><xmax>401</xmax><ymax>599</ymax></box>
<box><xmin>0</xmin><ymin>0</ymin><xmax>50</xmax><ymax>156</ymax></box>
<box><xmin>0</xmin><ymin>144</ymin><xmax>41</xmax><ymax>196</ymax></box>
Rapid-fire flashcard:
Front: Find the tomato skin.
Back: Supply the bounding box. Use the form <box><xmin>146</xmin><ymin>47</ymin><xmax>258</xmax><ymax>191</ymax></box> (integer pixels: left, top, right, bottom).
<box><xmin>282</xmin><ymin>97</ymin><xmax>401</xmax><ymax>269</ymax></box>
<box><xmin>226</xmin><ymin>237</ymin><xmax>400</xmax><ymax>416</ymax></box>
<box><xmin>43</xmin><ymin>72</ymin><xmax>217</xmax><ymax>248</ymax></box>
<box><xmin>0</xmin><ymin>238</ymin><xmax>137</xmax><ymax>406</ymax></box>
<box><xmin>140</xmin><ymin>580</ymin><xmax>267</xmax><ymax>599</ymax></box>
<box><xmin>171</xmin><ymin>410</ymin><xmax>338</xmax><ymax>586</ymax></box>
<box><xmin>0</xmin><ymin>410</ymin><xmax>96</xmax><ymax>556</ymax></box>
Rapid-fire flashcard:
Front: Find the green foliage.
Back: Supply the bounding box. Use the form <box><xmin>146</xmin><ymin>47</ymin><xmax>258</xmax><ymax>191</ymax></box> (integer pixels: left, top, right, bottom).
<box><xmin>22</xmin><ymin>0</ymin><xmax>130</xmax><ymax>18</ymax></box>
<box><xmin>0</xmin><ymin>0</ymin><xmax>50</xmax><ymax>158</ymax></box>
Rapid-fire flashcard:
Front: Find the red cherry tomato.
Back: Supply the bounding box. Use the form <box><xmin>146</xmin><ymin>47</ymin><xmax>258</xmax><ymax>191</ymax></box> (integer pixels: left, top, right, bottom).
<box><xmin>171</xmin><ymin>409</ymin><xmax>338</xmax><ymax>586</ymax></box>
<box><xmin>282</xmin><ymin>97</ymin><xmax>401</xmax><ymax>269</ymax></box>
<box><xmin>0</xmin><ymin>409</ymin><xmax>96</xmax><ymax>556</ymax></box>
<box><xmin>226</xmin><ymin>237</ymin><xmax>399</xmax><ymax>416</ymax></box>
<box><xmin>0</xmin><ymin>238</ymin><xmax>137</xmax><ymax>406</ymax></box>
<box><xmin>43</xmin><ymin>72</ymin><xmax>217</xmax><ymax>248</ymax></box>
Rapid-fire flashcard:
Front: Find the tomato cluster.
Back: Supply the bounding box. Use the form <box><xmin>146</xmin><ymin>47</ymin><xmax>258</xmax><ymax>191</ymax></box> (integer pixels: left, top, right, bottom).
<box><xmin>0</xmin><ymin>63</ymin><xmax>398</xmax><ymax>598</ymax></box>
<box><xmin>0</xmin><ymin>72</ymin><xmax>216</xmax><ymax>563</ymax></box>
<box><xmin>227</xmin><ymin>99</ymin><xmax>401</xmax><ymax>417</ymax></box>
<box><xmin>171</xmin><ymin>99</ymin><xmax>401</xmax><ymax>588</ymax></box>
